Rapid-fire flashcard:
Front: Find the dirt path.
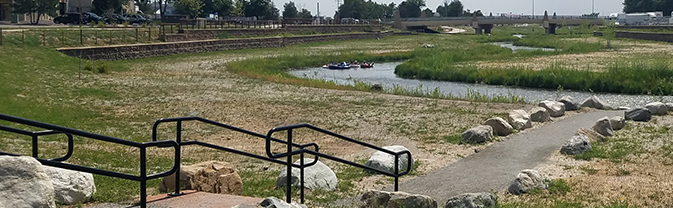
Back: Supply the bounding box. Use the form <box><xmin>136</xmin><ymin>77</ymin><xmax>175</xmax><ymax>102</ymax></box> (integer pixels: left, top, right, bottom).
<box><xmin>397</xmin><ymin>110</ymin><xmax>623</xmax><ymax>203</ymax></box>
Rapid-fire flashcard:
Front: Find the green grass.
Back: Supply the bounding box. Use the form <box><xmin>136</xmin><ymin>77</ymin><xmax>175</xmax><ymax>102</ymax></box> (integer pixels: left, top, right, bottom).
<box><xmin>574</xmin><ymin>139</ymin><xmax>644</xmax><ymax>163</ymax></box>
<box><xmin>397</xmin><ymin>55</ymin><xmax>673</xmax><ymax>95</ymax></box>
<box><xmin>392</xmin><ymin>31</ymin><xmax>673</xmax><ymax>96</ymax></box>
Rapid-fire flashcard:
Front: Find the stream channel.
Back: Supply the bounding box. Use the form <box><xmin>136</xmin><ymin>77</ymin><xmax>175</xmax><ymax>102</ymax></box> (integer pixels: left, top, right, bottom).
<box><xmin>288</xmin><ymin>43</ymin><xmax>671</xmax><ymax>107</ymax></box>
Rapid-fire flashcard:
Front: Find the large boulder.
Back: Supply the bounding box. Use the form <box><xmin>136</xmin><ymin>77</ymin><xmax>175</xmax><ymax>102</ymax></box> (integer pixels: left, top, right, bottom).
<box><xmin>507</xmin><ymin>169</ymin><xmax>549</xmax><ymax>195</ymax></box>
<box><xmin>276</xmin><ymin>159</ymin><xmax>337</xmax><ymax>190</ymax></box>
<box><xmin>577</xmin><ymin>128</ymin><xmax>606</xmax><ymax>143</ymax></box>
<box><xmin>260</xmin><ymin>197</ymin><xmax>307</xmax><ymax>208</ymax></box>
<box><xmin>444</xmin><ymin>192</ymin><xmax>497</xmax><ymax>208</ymax></box>
<box><xmin>645</xmin><ymin>102</ymin><xmax>668</xmax><ymax>115</ymax></box>
<box><xmin>462</xmin><ymin>125</ymin><xmax>494</xmax><ymax>143</ymax></box>
<box><xmin>592</xmin><ymin>117</ymin><xmax>614</xmax><ymax>137</ymax></box>
<box><xmin>529</xmin><ymin>107</ymin><xmax>550</xmax><ymax>122</ymax></box>
<box><xmin>160</xmin><ymin>161</ymin><xmax>242</xmax><ymax>195</ymax></box>
<box><xmin>624</xmin><ymin>108</ymin><xmax>651</xmax><ymax>122</ymax></box>
<box><xmin>0</xmin><ymin>156</ymin><xmax>56</xmax><ymax>208</ymax></box>
<box><xmin>609</xmin><ymin>116</ymin><xmax>626</xmax><ymax>131</ymax></box>
<box><xmin>666</xmin><ymin>103</ymin><xmax>673</xmax><ymax>111</ymax></box>
<box><xmin>560</xmin><ymin>134</ymin><xmax>592</xmax><ymax>155</ymax></box>
<box><xmin>43</xmin><ymin>166</ymin><xmax>96</xmax><ymax>205</ymax></box>
<box><xmin>507</xmin><ymin>110</ymin><xmax>532</xmax><ymax>130</ymax></box>
<box><xmin>483</xmin><ymin>117</ymin><xmax>513</xmax><ymax>136</ymax></box>
<box><xmin>360</xmin><ymin>190</ymin><xmax>437</xmax><ymax>208</ymax></box>
<box><xmin>581</xmin><ymin>96</ymin><xmax>610</xmax><ymax>109</ymax></box>
<box><xmin>557</xmin><ymin>96</ymin><xmax>580</xmax><ymax>111</ymax></box>
<box><xmin>365</xmin><ymin>145</ymin><xmax>413</xmax><ymax>175</ymax></box>
<box><xmin>538</xmin><ymin>100</ymin><xmax>566</xmax><ymax>117</ymax></box>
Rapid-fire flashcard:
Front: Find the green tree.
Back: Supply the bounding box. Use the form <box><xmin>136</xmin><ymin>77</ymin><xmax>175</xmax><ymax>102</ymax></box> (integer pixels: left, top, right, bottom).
<box><xmin>436</xmin><ymin>1</ymin><xmax>449</xmax><ymax>17</ymax></box>
<box><xmin>422</xmin><ymin>8</ymin><xmax>433</xmax><ymax>17</ymax></box>
<box><xmin>461</xmin><ymin>9</ymin><xmax>483</xmax><ymax>17</ymax></box>
<box><xmin>398</xmin><ymin>0</ymin><xmax>425</xmax><ymax>18</ymax></box>
<box><xmin>231</xmin><ymin>0</ymin><xmax>245</xmax><ymax>16</ymax></box>
<box><xmin>603</xmin><ymin>20</ymin><xmax>617</xmax><ymax>48</ymax></box>
<box><xmin>175</xmin><ymin>0</ymin><xmax>204</xmax><ymax>18</ymax></box>
<box><xmin>624</xmin><ymin>0</ymin><xmax>673</xmax><ymax>16</ymax></box>
<box><xmin>446</xmin><ymin>0</ymin><xmax>463</xmax><ymax>17</ymax></box>
<box><xmin>92</xmin><ymin>0</ymin><xmax>125</xmax><ymax>15</ymax></box>
<box><xmin>244</xmin><ymin>0</ymin><xmax>278</xmax><ymax>19</ymax></box>
<box><xmin>282</xmin><ymin>1</ymin><xmax>298</xmax><ymax>18</ymax></box>
<box><xmin>11</xmin><ymin>0</ymin><xmax>58</xmax><ymax>24</ymax></box>
<box><xmin>202</xmin><ymin>0</ymin><xmax>234</xmax><ymax>17</ymax></box>
<box><xmin>135</xmin><ymin>0</ymin><xmax>152</xmax><ymax>14</ymax></box>
<box><xmin>338</xmin><ymin>0</ymin><xmax>367</xmax><ymax>19</ymax></box>
<box><xmin>299</xmin><ymin>8</ymin><xmax>312</xmax><ymax>18</ymax></box>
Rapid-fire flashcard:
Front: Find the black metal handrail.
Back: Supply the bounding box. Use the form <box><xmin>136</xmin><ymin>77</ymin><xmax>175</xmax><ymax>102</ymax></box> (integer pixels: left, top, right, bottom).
<box><xmin>265</xmin><ymin>123</ymin><xmax>413</xmax><ymax>204</ymax></box>
<box><xmin>0</xmin><ymin>125</ymin><xmax>74</xmax><ymax>161</ymax></box>
<box><xmin>0</xmin><ymin>113</ymin><xmax>179</xmax><ymax>208</ymax></box>
<box><xmin>151</xmin><ymin>116</ymin><xmax>320</xmax><ymax>197</ymax></box>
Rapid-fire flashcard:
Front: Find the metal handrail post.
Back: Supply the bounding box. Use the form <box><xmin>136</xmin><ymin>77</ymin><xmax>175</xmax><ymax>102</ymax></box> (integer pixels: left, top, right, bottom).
<box><xmin>394</xmin><ymin>155</ymin><xmax>399</xmax><ymax>191</ymax></box>
<box><xmin>140</xmin><ymin>146</ymin><xmax>147</xmax><ymax>208</ymax></box>
<box><xmin>300</xmin><ymin>151</ymin><xmax>305</xmax><ymax>204</ymax></box>
<box><xmin>169</xmin><ymin>121</ymin><xmax>184</xmax><ymax>197</ymax></box>
<box><xmin>32</xmin><ymin>135</ymin><xmax>38</xmax><ymax>157</ymax></box>
<box><xmin>286</xmin><ymin>129</ymin><xmax>293</xmax><ymax>203</ymax></box>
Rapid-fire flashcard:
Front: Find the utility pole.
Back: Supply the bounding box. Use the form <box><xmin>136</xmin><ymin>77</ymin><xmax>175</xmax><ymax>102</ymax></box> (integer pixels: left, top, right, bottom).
<box><xmin>592</xmin><ymin>0</ymin><xmax>595</xmax><ymax>14</ymax></box>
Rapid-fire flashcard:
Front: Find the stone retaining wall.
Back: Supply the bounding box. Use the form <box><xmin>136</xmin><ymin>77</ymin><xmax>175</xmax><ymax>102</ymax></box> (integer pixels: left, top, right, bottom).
<box><xmin>58</xmin><ymin>32</ymin><xmax>392</xmax><ymax>60</ymax></box>
<box><xmin>615</xmin><ymin>31</ymin><xmax>673</xmax><ymax>42</ymax></box>
<box><xmin>163</xmin><ymin>25</ymin><xmax>380</xmax><ymax>42</ymax></box>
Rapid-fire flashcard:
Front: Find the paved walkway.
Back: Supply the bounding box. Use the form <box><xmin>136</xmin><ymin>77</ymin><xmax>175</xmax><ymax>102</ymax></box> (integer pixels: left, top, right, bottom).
<box><xmin>398</xmin><ymin>110</ymin><xmax>622</xmax><ymax>203</ymax></box>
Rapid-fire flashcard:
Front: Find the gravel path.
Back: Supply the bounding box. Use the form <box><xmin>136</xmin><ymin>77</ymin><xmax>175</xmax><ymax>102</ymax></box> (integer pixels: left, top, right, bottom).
<box><xmin>398</xmin><ymin>110</ymin><xmax>623</xmax><ymax>203</ymax></box>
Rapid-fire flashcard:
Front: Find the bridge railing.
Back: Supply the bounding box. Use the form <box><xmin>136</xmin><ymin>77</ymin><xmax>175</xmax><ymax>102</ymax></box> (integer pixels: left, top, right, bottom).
<box><xmin>397</xmin><ymin>15</ymin><xmax>606</xmax><ymax>22</ymax></box>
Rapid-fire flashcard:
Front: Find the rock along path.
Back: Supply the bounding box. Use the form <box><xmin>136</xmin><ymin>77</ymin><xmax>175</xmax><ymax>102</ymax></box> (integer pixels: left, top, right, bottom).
<box><xmin>398</xmin><ymin>110</ymin><xmax>623</xmax><ymax>203</ymax></box>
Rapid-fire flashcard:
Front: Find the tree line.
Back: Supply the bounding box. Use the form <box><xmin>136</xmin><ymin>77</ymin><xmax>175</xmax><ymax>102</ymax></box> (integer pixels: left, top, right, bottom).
<box><xmin>623</xmin><ymin>0</ymin><xmax>673</xmax><ymax>16</ymax></box>
<box><xmin>24</xmin><ymin>0</ymin><xmax>667</xmax><ymax>25</ymax></box>
<box><xmin>336</xmin><ymin>0</ymin><xmax>483</xmax><ymax>20</ymax></box>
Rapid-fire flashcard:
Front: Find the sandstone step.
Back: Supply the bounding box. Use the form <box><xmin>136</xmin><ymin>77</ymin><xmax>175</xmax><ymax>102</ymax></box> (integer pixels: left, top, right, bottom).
<box><xmin>145</xmin><ymin>190</ymin><xmax>262</xmax><ymax>208</ymax></box>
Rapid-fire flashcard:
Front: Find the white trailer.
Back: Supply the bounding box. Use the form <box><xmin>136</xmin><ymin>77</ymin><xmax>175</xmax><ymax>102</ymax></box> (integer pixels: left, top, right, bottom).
<box><xmin>617</xmin><ymin>13</ymin><xmax>650</xmax><ymax>25</ymax></box>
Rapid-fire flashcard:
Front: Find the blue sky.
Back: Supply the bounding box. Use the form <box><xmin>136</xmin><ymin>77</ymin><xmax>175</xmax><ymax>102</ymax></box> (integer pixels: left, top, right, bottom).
<box><xmin>272</xmin><ymin>0</ymin><xmax>624</xmax><ymax>17</ymax></box>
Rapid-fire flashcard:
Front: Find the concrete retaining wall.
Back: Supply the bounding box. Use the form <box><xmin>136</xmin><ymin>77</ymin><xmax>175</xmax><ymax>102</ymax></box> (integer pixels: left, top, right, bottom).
<box><xmin>163</xmin><ymin>25</ymin><xmax>380</xmax><ymax>42</ymax></box>
<box><xmin>615</xmin><ymin>31</ymin><xmax>673</xmax><ymax>42</ymax></box>
<box><xmin>58</xmin><ymin>32</ymin><xmax>392</xmax><ymax>60</ymax></box>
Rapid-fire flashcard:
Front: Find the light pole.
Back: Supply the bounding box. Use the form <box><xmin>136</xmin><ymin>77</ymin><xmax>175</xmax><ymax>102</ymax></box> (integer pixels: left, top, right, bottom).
<box><xmin>532</xmin><ymin>0</ymin><xmax>534</xmax><ymax>18</ymax></box>
<box><xmin>592</xmin><ymin>0</ymin><xmax>595</xmax><ymax>14</ymax></box>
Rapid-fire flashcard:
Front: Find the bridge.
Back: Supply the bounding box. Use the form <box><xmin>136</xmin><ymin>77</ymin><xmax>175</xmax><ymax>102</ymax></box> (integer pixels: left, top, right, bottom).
<box><xmin>393</xmin><ymin>11</ymin><xmax>606</xmax><ymax>34</ymax></box>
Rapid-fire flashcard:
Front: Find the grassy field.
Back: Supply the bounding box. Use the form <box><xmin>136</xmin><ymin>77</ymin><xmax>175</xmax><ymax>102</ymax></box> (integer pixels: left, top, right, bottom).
<box><xmin>394</xmin><ymin>26</ymin><xmax>673</xmax><ymax>96</ymax></box>
<box><xmin>0</xmin><ymin>31</ymin><xmax>535</xmax><ymax>206</ymax></box>
<box><xmin>1</xmin><ymin>25</ymin><xmax>672</xmax><ymax>207</ymax></box>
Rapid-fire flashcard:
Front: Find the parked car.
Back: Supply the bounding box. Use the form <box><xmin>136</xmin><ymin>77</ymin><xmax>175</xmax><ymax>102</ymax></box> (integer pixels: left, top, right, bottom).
<box><xmin>106</xmin><ymin>13</ymin><xmax>129</xmax><ymax>24</ymax></box>
<box><xmin>128</xmin><ymin>14</ymin><xmax>151</xmax><ymax>25</ymax></box>
<box><xmin>83</xmin><ymin>12</ymin><xmax>105</xmax><ymax>24</ymax></box>
<box><xmin>53</xmin><ymin>13</ymin><xmax>84</xmax><ymax>24</ymax></box>
<box><xmin>341</xmin><ymin>17</ymin><xmax>360</xmax><ymax>24</ymax></box>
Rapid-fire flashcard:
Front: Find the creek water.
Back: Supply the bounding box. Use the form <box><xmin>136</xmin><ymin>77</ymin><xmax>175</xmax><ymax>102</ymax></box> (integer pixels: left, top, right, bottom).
<box><xmin>288</xmin><ymin>44</ymin><xmax>671</xmax><ymax>107</ymax></box>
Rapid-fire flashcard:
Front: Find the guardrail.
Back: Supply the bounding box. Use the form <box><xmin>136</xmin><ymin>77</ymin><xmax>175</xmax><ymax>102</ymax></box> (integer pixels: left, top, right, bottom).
<box><xmin>266</xmin><ymin>123</ymin><xmax>412</xmax><ymax>203</ymax></box>
<box><xmin>0</xmin><ymin>113</ymin><xmax>180</xmax><ymax>208</ymax></box>
<box><xmin>151</xmin><ymin>117</ymin><xmax>319</xmax><ymax>200</ymax></box>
